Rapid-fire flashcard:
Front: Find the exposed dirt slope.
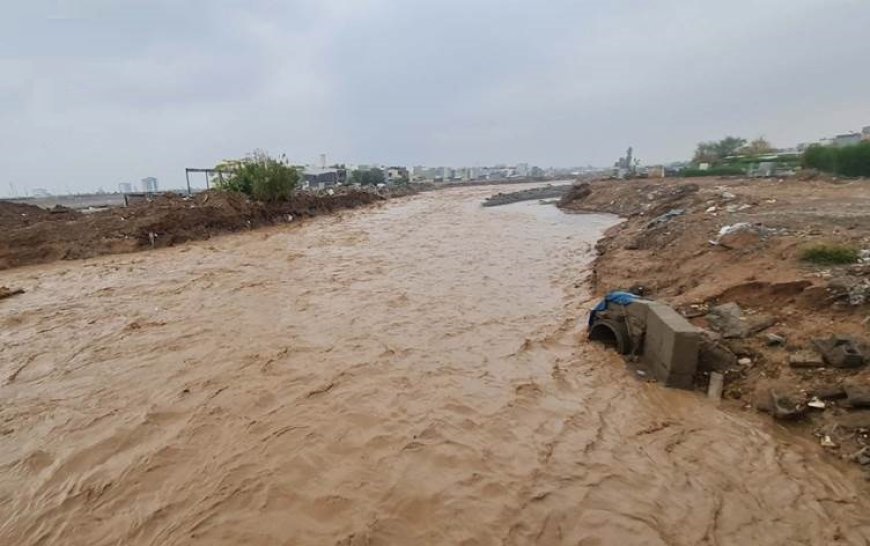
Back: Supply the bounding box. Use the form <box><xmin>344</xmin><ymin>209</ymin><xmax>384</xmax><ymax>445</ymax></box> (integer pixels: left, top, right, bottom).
<box><xmin>562</xmin><ymin>176</ymin><xmax>870</xmax><ymax>467</ymax></box>
<box><xmin>0</xmin><ymin>189</ymin><xmax>390</xmax><ymax>270</ymax></box>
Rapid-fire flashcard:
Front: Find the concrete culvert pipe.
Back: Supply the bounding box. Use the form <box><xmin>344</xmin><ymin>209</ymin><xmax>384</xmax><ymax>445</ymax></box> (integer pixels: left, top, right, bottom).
<box><xmin>588</xmin><ymin>319</ymin><xmax>632</xmax><ymax>355</ymax></box>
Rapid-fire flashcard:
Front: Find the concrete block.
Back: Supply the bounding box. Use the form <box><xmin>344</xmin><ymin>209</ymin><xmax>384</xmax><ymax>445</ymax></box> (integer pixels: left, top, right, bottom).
<box><xmin>642</xmin><ymin>302</ymin><xmax>700</xmax><ymax>389</ymax></box>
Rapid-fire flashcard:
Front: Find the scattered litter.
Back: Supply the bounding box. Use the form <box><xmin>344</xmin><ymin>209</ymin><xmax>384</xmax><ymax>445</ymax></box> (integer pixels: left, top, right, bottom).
<box><xmin>737</xmin><ymin>357</ymin><xmax>752</xmax><ymax>366</ymax></box>
<box><xmin>820</xmin><ymin>435</ymin><xmax>838</xmax><ymax>448</ymax></box>
<box><xmin>645</xmin><ymin>208</ymin><xmax>685</xmax><ymax>229</ymax></box>
<box><xmin>705</xmin><ymin>206</ymin><xmax>717</xmax><ymax>213</ymax></box>
<box><xmin>712</xmin><ymin>222</ymin><xmax>778</xmax><ymax>250</ymax></box>
<box><xmin>636</xmin><ymin>370</ymin><xmax>647</xmax><ymax>377</ymax></box>
<box><xmin>807</xmin><ymin>397</ymin><xmax>826</xmax><ymax>410</ymax></box>
<box><xmin>765</xmin><ymin>333</ymin><xmax>786</xmax><ymax>346</ymax></box>
<box><xmin>721</xmin><ymin>191</ymin><xmax>736</xmax><ymax>201</ymax></box>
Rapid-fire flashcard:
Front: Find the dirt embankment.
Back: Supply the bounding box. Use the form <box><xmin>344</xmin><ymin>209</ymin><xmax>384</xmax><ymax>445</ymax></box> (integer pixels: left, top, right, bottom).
<box><xmin>562</xmin><ymin>176</ymin><xmax>870</xmax><ymax>467</ymax></box>
<box><xmin>0</xmin><ymin>188</ymin><xmax>401</xmax><ymax>271</ymax></box>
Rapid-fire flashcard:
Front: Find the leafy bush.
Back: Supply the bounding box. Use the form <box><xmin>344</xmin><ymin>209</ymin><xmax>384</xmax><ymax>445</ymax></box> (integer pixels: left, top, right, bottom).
<box><xmin>215</xmin><ymin>151</ymin><xmax>299</xmax><ymax>202</ymax></box>
<box><xmin>803</xmin><ymin>142</ymin><xmax>870</xmax><ymax>177</ymax></box>
<box><xmin>800</xmin><ymin>244</ymin><xmax>859</xmax><ymax>265</ymax></box>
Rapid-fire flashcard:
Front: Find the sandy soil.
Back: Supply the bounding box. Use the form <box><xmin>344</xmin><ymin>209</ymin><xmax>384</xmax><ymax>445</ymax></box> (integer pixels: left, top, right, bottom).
<box><xmin>2</xmin><ymin>186</ymin><xmax>870</xmax><ymax>545</ymax></box>
<box><xmin>0</xmin><ymin>189</ymin><xmax>392</xmax><ymax>271</ymax></box>
<box><xmin>560</xmin><ymin>176</ymin><xmax>870</xmax><ymax>468</ymax></box>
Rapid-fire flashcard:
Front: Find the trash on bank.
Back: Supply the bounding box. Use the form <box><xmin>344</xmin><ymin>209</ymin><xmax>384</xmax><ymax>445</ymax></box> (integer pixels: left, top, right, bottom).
<box><xmin>710</xmin><ymin>223</ymin><xmax>777</xmax><ymax>250</ymax></box>
<box><xmin>645</xmin><ymin>208</ymin><xmax>685</xmax><ymax>229</ymax></box>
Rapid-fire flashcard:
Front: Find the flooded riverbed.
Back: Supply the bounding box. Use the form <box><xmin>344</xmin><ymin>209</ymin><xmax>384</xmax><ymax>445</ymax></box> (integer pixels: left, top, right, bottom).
<box><xmin>1</xmin><ymin>186</ymin><xmax>868</xmax><ymax>545</ymax></box>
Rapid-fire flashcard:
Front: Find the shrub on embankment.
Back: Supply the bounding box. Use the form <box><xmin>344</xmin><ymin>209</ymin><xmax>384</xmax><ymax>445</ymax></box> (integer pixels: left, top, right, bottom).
<box><xmin>802</xmin><ymin>142</ymin><xmax>870</xmax><ymax>178</ymax></box>
<box><xmin>214</xmin><ymin>151</ymin><xmax>299</xmax><ymax>202</ymax></box>
<box><xmin>800</xmin><ymin>244</ymin><xmax>860</xmax><ymax>265</ymax></box>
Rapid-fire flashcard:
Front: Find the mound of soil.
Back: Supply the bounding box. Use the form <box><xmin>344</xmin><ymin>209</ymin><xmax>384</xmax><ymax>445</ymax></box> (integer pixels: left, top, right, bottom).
<box><xmin>0</xmin><ymin>189</ymin><xmax>388</xmax><ymax>270</ymax></box>
<box><xmin>563</xmin><ymin>175</ymin><xmax>870</xmax><ymax>468</ymax></box>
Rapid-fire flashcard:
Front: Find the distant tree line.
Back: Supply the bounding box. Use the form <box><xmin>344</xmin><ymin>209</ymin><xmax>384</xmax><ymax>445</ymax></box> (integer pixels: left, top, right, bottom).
<box><xmin>692</xmin><ymin>136</ymin><xmax>775</xmax><ymax>165</ymax></box>
<box><xmin>350</xmin><ymin>168</ymin><xmax>386</xmax><ymax>186</ymax></box>
<box><xmin>802</xmin><ymin>142</ymin><xmax>870</xmax><ymax>177</ymax></box>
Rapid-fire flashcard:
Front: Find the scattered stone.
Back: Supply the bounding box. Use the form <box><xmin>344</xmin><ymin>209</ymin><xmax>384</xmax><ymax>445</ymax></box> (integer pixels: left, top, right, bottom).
<box><xmin>811</xmin><ymin>384</ymin><xmax>847</xmax><ymax>401</ymax></box>
<box><xmin>697</xmin><ymin>338</ymin><xmax>738</xmax><ymax>373</ymax></box>
<box><xmin>844</xmin><ymin>384</ymin><xmax>870</xmax><ymax>408</ymax></box>
<box><xmin>812</xmin><ymin>337</ymin><xmax>864</xmax><ymax>369</ymax></box>
<box><xmin>706</xmin><ymin>303</ymin><xmax>774</xmax><ymax>339</ymax></box>
<box><xmin>789</xmin><ymin>350</ymin><xmax>825</xmax><ymax>368</ymax></box>
<box><xmin>738</xmin><ymin>357</ymin><xmax>752</xmax><ymax>366</ymax></box>
<box><xmin>721</xmin><ymin>191</ymin><xmax>736</xmax><ymax>201</ymax></box>
<box><xmin>835</xmin><ymin>412</ymin><xmax>870</xmax><ymax>430</ymax></box>
<box><xmin>770</xmin><ymin>390</ymin><xmax>807</xmax><ymax>420</ymax></box>
<box><xmin>850</xmin><ymin>447</ymin><xmax>870</xmax><ymax>465</ymax></box>
<box><xmin>705</xmin><ymin>206</ymin><xmax>717</xmax><ymax>213</ymax></box>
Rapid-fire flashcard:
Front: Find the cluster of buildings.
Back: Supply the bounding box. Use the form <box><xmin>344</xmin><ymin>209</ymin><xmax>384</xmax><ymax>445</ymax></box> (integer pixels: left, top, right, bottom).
<box><xmin>299</xmin><ymin>160</ymin><xmax>589</xmax><ymax>190</ymax></box>
<box><xmin>118</xmin><ymin>177</ymin><xmax>159</xmax><ymax>195</ymax></box>
<box><xmin>798</xmin><ymin>125</ymin><xmax>870</xmax><ymax>151</ymax></box>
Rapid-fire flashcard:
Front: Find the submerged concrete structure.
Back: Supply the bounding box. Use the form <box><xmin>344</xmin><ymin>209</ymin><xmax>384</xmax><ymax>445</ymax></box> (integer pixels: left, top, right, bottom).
<box><xmin>641</xmin><ymin>302</ymin><xmax>700</xmax><ymax>389</ymax></box>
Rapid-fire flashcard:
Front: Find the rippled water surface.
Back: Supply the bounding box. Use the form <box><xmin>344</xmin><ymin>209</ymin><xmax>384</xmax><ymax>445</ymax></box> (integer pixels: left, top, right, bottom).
<box><xmin>1</xmin><ymin>186</ymin><xmax>868</xmax><ymax>545</ymax></box>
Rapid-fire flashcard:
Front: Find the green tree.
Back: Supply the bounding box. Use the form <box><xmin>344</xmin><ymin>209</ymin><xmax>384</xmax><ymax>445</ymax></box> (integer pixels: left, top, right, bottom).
<box><xmin>350</xmin><ymin>168</ymin><xmax>386</xmax><ymax>186</ymax></box>
<box><xmin>741</xmin><ymin>137</ymin><xmax>775</xmax><ymax>156</ymax></box>
<box><xmin>692</xmin><ymin>136</ymin><xmax>748</xmax><ymax>164</ymax></box>
<box><xmin>215</xmin><ymin>150</ymin><xmax>299</xmax><ymax>202</ymax></box>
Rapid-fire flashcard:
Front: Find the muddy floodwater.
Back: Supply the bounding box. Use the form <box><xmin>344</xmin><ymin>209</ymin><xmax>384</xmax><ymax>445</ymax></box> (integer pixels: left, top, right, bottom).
<box><xmin>1</xmin><ymin>186</ymin><xmax>869</xmax><ymax>545</ymax></box>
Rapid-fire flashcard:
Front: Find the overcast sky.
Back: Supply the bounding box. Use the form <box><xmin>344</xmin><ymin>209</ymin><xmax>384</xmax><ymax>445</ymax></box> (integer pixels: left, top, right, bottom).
<box><xmin>2</xmin><ymin>0</ymin><xmax>869</xmax><ymax>195</ymax></box>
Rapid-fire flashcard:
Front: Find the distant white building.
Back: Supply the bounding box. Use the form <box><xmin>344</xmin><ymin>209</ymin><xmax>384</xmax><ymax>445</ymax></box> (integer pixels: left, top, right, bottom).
<box><xmin>834</xmin><ymin>133</ymin><xmax>862</xmax><ymax>148</ymax></box>
<box><xmin>140</xmin><ymin>177</ymin><xmax>159</xmax><ymax>193</ymax></box>
<box><xmin>863</xmin><ymin>126</ymin><xmax>870</xmax><ymax>141</ymax></box>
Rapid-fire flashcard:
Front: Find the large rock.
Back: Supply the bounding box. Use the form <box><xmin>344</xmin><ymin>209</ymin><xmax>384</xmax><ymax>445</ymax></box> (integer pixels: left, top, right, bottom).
<box><xmin>789</xmin><ymin>350</ymin><xmax>825</xmax><ymax>368</ymax></box>
<box><xmin>706</xmin><ymin>303</ymin><xmax>774</xmax><ymax>339</ymax></box>
<box><xmin>844</xmin><ymin>384</ymin><xmax>870</xmax><ymax>408</ymax></box>
<box><xmin>698</xmin><ymin>338</ymin><xmax>738</xmax><ymax>373</ymax></box>
<box><xmin>812</xmin><ymin>337</ymin><xmax>865</xmax><ymax>369</ymax></box>
<box><xmin>752</xmin><ymin>382</ymin><xmax>807</xmax><ymax>420</ymax></box>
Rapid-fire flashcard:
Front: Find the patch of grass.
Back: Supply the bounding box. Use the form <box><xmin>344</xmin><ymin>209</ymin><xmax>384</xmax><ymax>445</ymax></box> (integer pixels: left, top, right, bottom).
<box><xmin>800</xmin><ymin>244</ymin><xmax>859</xmax><ymax>265</ymax></box>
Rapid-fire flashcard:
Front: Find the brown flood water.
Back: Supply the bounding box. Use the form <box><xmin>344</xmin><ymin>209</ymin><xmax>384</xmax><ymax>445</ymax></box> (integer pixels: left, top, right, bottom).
<box><xmin>1</xmin><ymin>186</ymin><xmax>869</xmax><ymax>545</ymax></box>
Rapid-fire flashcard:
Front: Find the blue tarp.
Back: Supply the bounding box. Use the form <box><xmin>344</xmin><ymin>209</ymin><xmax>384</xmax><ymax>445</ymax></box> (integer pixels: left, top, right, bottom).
<box><xmin>588</xmin><ymin>291</ymin><xmax>641</xmax><ymax>327</ymax></box>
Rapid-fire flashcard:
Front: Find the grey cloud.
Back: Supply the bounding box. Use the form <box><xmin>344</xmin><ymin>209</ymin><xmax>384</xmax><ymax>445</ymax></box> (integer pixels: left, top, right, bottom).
<box><xmin>1</xmin><ymin>0</ymin><xmax>869</xmax><ymax>195</ymax></box>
